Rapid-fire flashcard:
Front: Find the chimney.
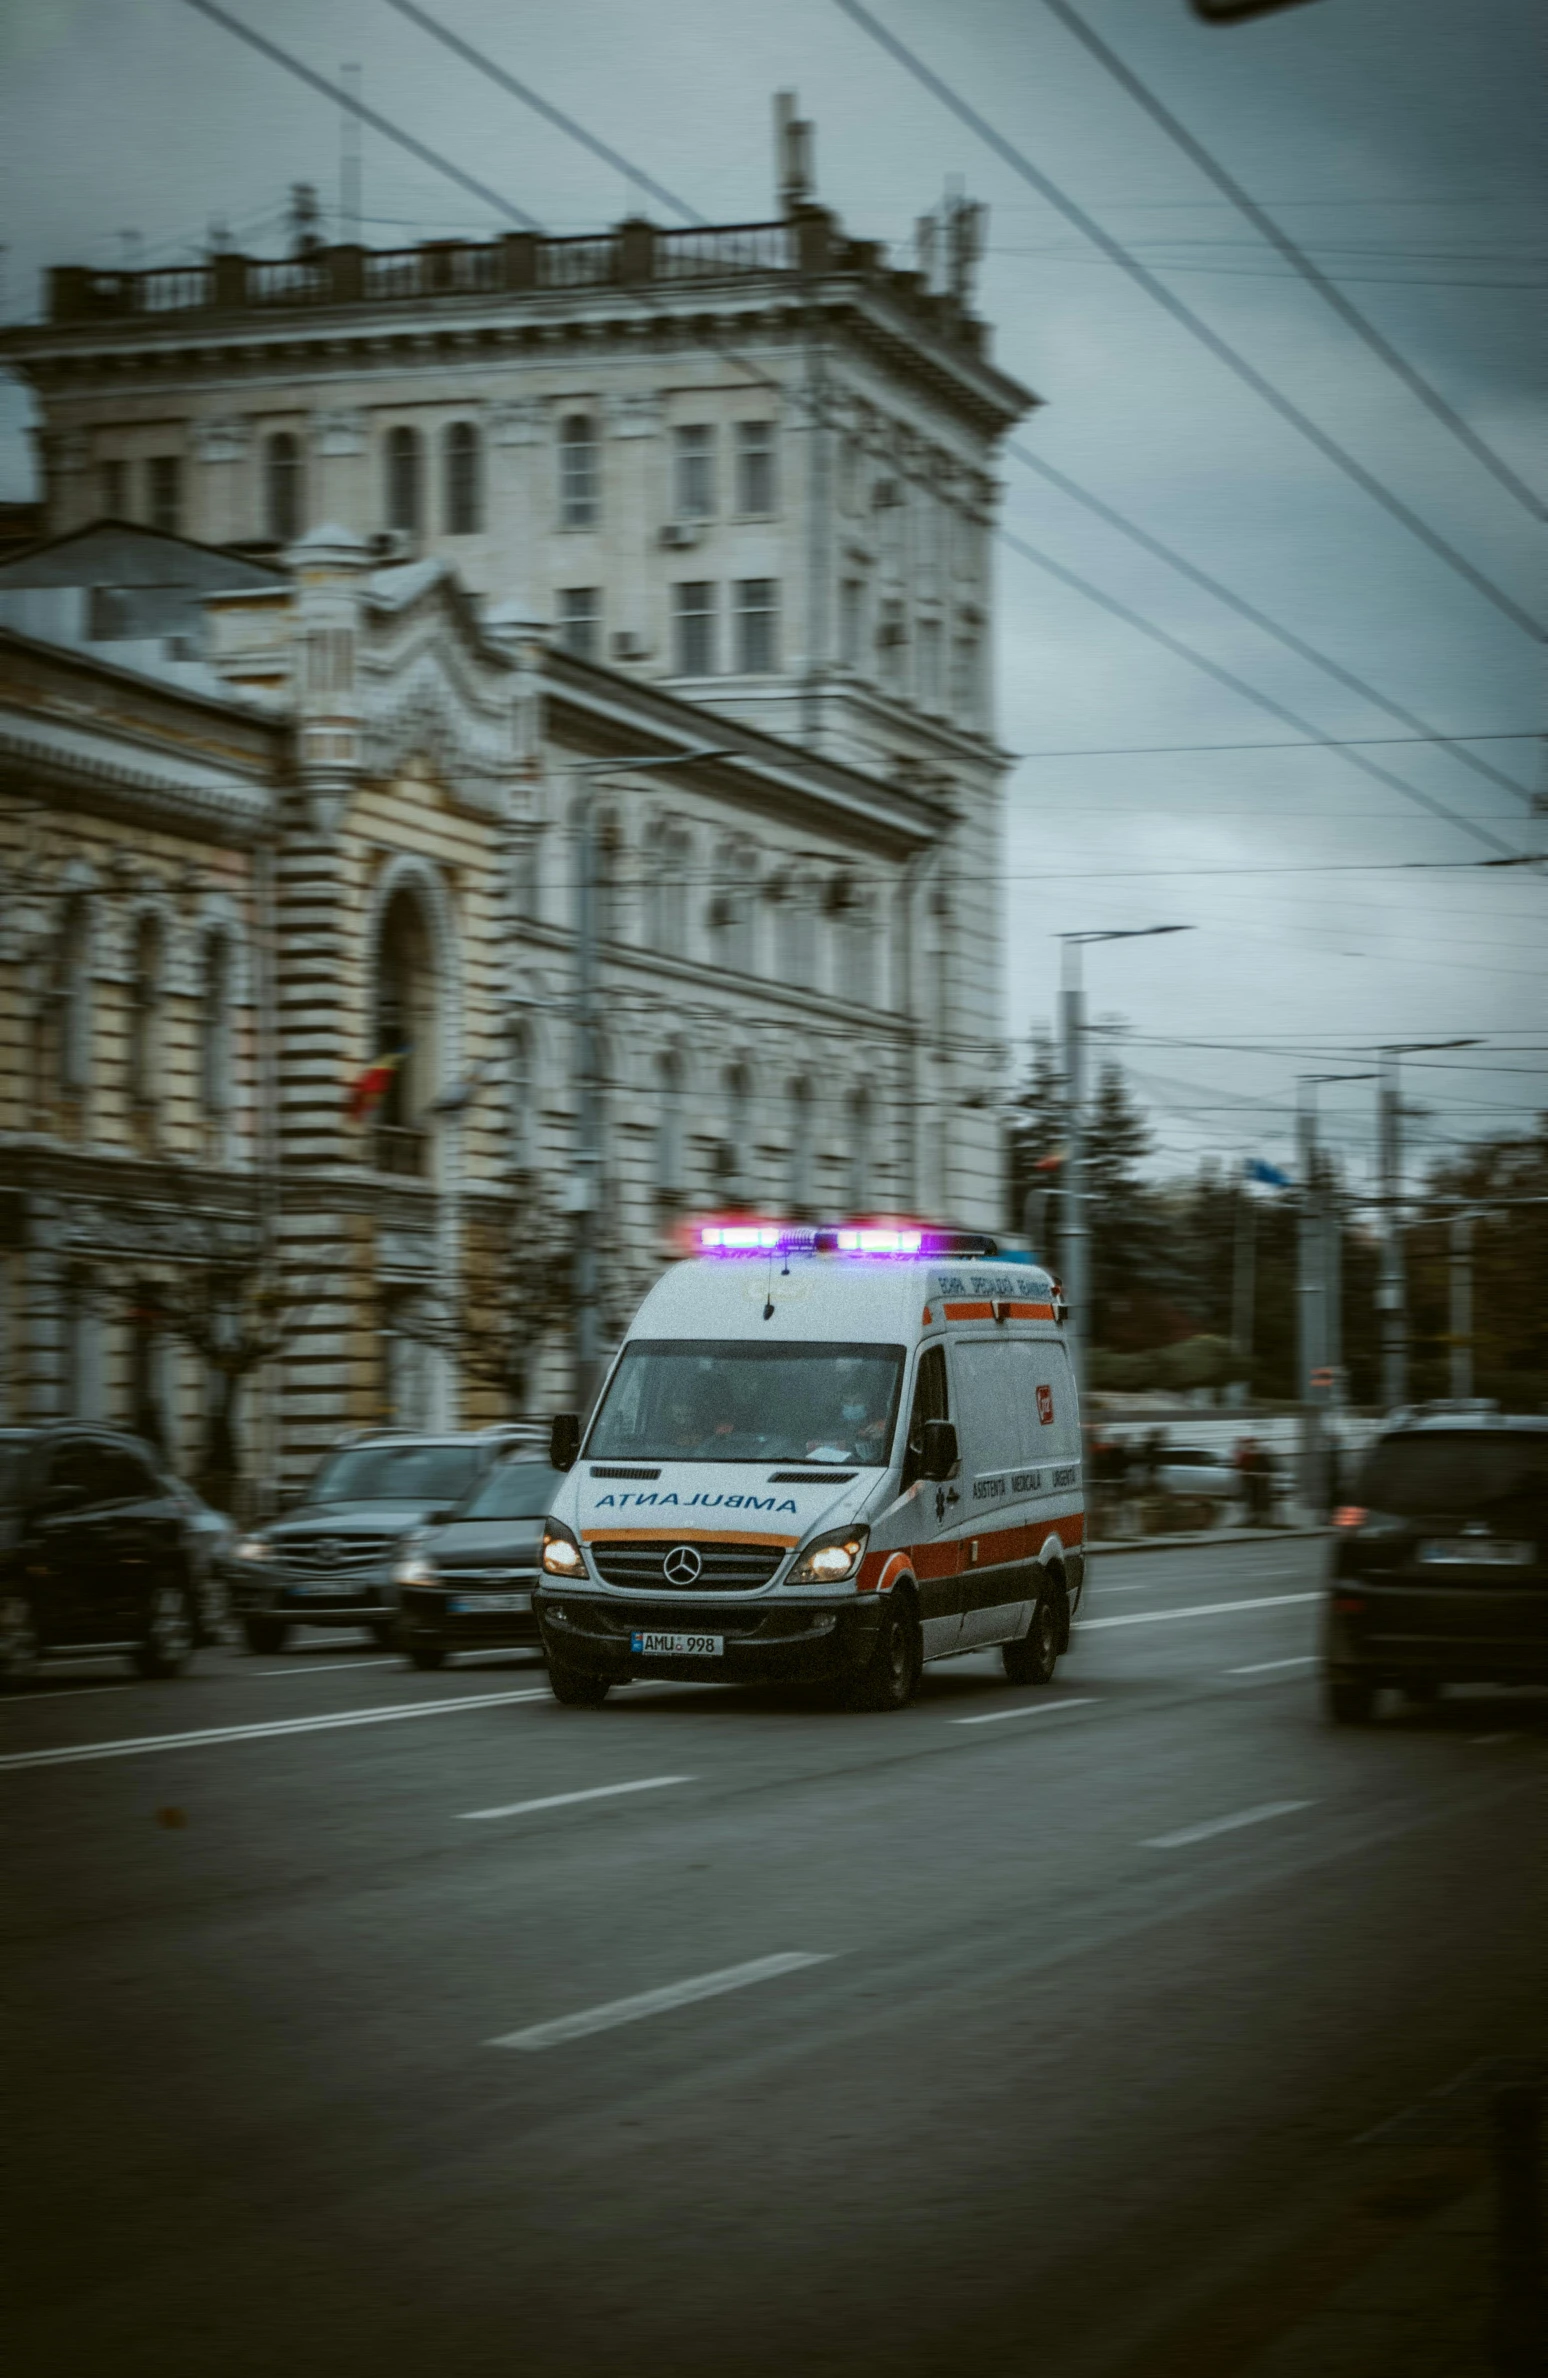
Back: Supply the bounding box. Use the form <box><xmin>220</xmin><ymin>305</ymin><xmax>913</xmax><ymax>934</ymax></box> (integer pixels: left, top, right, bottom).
<box><xmin>774</xmin><ymin>91</ymin><xmax>815</xmax><ymax>216</ymax></box>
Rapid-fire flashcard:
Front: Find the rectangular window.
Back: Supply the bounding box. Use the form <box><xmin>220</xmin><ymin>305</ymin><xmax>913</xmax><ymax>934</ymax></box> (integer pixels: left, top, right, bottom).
<box><xmin>673</xmin><ymin>424</ymin><xmax>715</xmax><ymax>521</ymax></box>
<box><xmin>673</xmin><ymin>581</ymin><xmax>716</xmax><ymax>676</ymax></box>
<box><xmin>951</xmin><ymin>630</ymin><xmax>979</xmax><ymax>720</ymax></box>
<box><xmin>146</xmin><ymin>456</ymin><xmax>182</xmax><ymax>537</ymax></box>
<box><xmin>735</xmin><ymin>579</ymin><xmax>779</xmax><ymax>675</ymax></box>
<box><xmin>917</xmin><ymin>618</ymin><xmax>942</xmax><ymax>711</ymax></box>
<box><xmin>99</xmin><ymin>459</ymin><xmax>127</xmax><ymax>519</ymax></box>
<box><xmin>736</xmin><ymin>420</ymin><xmax>777</xmax><ymax>515</ymax></box>
<box><xmin>559</xmin><ymin>415</ymin><xmax>598</xmax><ymax>529</ymax></box>
<box><xmin>840</xmin><ymin>579</ymin><xmax>865</xmax><ymax>670</ymax></box>
<box><xmin>558</xmin><ymin>587</ymin><xmax>600</xmax><ymax>662</ymax></box>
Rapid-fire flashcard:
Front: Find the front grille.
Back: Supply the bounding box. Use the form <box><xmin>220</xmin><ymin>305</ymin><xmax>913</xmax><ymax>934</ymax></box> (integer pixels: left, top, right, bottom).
<box><xmin>442</xmin><ymin>1567</ymin><xmax>536</xmax><ymax>1588</ymax></box>
<box><xmin>279</xmin><ymin>1537</ymin><xmax>393</xmax><ymax>1574</ymax></box>
<box><xmin>588</xmin><ymin>1538</ymin><xmax>787</xmax><ymax>1592</ymax></box>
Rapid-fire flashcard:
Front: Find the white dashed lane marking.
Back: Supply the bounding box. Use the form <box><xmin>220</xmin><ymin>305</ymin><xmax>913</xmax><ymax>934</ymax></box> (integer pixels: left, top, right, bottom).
<box><xmin>488</xmin><ymin>1953</ymin><xmax>834</xmax><ymax>2051</ymax></box>
<box><xmin>1143</xmin><ymin>1799</ymin><xmax>1314</xmax><ymax>1850</ymax></box>
<box><xmin>1077</xmin><ymin>1592</ymin><xmax>1316</xmax><ymax>1632</ymax></box>
<box><xmin>1230</xmin><ymin>1655</ymin><xmax>1317</xmax><ymax>1676</ymax></box>
<box><xmin>460</xmin><ymin>1776</ymin><xmax>693</xmax><ymax>1822</ymax></box>
<box><xmin>0</xmin><ymin>1689</ymin><xmax>553</xmax><ymax>1771</ymax></box>
<box><xmin>952</xmin><ymin>1697</ymin><xmax>1101</xmax><ymax>1729</ymax></box>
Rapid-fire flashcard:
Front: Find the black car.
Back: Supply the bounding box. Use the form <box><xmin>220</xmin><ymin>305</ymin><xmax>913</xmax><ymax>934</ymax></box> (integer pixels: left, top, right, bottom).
<box><xmin>224</xmin><ymin>1425</ymin><xmax>542</xmax><ymax>1655</ymax></box>
<box><xmin>0</xmin><ymin>1426</ymin><xmax>199</xmax><ymax>1686</ymax></box>
<box><xmin>1324</xmin><ymin>1408</ymin><xmax>1548</xmax><ymax>1722</ymax></box>
<box><xmin>394</xmin><ymin>1456</ymin><xmax>559</xmax><ymax>1670</ymax></box>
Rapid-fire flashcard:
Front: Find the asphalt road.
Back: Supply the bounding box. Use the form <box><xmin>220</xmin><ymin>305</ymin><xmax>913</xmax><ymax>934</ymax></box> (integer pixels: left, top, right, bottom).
<box><xmin>7</xmin><ymin>1538</ymin><xmax>1545</xmax><ymax>2378</ymax></box>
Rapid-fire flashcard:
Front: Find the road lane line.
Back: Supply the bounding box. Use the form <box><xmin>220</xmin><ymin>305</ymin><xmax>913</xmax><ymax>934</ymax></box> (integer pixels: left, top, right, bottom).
<box><xmin>952</xmin><ymin>1697</ymin><xmax>1102</xmax><ymax>1729</ymax></box>
<box><xmin>1077</xmin><ymin>1592</ymin><xmax>1316</xmax><ymax>1631</ymax></box>
<box><xmin>1230</xmin><ymin>1655</ymin><xmax>1317</xmax><ymax>1675</ymax></box>
<box><xmin>1143</xmin><ymin>1798</ymin><xmax>1314</xmax><ymax>1850</ymax></box>
<box><xmin>460</xmin><ymin>1775</ymin><xmax>693</xmax><ymax>1822</ymax></box>
<box><xmin>1471</xmin><ymin>1733</ymin><xmax>1517</xmax><ymax>1745</ymax></box>
<box><xmin>0</xmin><ymin>1688</ymin><xmax>553</xmax><ymax>1771</ymax></box>
<box><xmin>250</xmin><ymin>1658</ymin><xmax>403</xmax><ymax>1675</ymax></box>
<box><xmin>489</xmin><ymin>1952</ymin><xmax>834</xmax><ymax>2051</ymax></box>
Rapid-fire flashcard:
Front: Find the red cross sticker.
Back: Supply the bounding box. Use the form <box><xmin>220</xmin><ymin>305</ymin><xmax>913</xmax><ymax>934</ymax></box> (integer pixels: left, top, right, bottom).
<box><xmin>1036</xmin><ymin>1384</ymin><xmax>1055</xmax><ymax>1426</ymax></box>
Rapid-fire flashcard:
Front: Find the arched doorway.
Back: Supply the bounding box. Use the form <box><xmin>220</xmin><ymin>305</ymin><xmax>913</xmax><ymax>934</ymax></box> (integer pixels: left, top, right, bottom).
<box><xmin>372</xmin><ymin>886</ymin><xmax>438</xmax><ymax>1176</ymax></box>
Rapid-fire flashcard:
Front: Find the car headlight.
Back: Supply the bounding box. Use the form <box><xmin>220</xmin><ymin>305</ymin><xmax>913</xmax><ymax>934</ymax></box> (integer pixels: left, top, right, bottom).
<box><xmin>234</xmin><ymin>1535</ymin><xmax>272</xmax><ymax>1562</ymax></box>
<box><xmin>394</xmin><ymin>1543</ymin><xmax>439</xmax><ymax>1587</ymax></box>
<box><xmin>787</xmin><ymin>1528</ymin><xmax>869</xmax><ymax>1585</ymax></box>
<box><xmin>541</xmin><ymin>1520</ymin><xmax>586</xmax><ymax>1578</ymax></box>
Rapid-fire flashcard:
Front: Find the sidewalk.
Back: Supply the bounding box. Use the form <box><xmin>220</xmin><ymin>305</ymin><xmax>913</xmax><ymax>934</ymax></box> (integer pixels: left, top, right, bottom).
<box><xmin>1091</xmin><ymin>1519</ymin><xmax>1328</xmax><ymax>1558</ymax></box>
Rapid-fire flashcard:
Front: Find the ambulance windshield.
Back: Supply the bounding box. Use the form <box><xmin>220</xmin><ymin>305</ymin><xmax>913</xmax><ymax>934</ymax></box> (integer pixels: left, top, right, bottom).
<box><xmin>588</xmin><ymin>1340</ymin><xmax>906</xmax><ymax>1466</ymax></box>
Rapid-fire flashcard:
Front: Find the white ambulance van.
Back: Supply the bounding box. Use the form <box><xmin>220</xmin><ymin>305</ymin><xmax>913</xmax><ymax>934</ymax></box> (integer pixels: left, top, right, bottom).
<box><xmin>535</xmin><ymin>1224</ymin><xmax>1085</xmax><ymax>1709</ymax></box>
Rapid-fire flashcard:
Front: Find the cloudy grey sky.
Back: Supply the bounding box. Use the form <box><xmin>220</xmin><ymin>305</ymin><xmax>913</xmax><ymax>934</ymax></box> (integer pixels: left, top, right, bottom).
<box><xmin>2</xmin><ymin>0</ymin><xmax>1543</xmax><ymax>1191</ymax></box>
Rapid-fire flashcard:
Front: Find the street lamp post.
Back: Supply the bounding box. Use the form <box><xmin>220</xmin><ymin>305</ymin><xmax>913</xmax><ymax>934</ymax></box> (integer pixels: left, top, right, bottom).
<box><xmin>1057</xmin><ymin>926</ymin><xmax>1192</xmax><ymax>1418</ymax></box>
<box><xmin>1374</xmin><ymin>1040</ymin><xmax>1480</xmax><ymax>1412</ymax></box>
<box><xmin>1295</xmin><ymin>1073</ymin><xmax>1375</xmax><ymax>1517</ymax></box>
<box><xmin>567</xmin><ymin>747</ymin><xmax>730</xmax><ymax>1416</ymax></box>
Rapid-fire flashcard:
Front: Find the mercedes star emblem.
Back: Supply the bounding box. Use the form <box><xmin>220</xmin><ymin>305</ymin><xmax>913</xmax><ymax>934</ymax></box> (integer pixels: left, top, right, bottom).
<box><xmin>313</xmin><ymin>1539</ymin><xmax>342</xmax><ymax>1566</ymax></box>
<box><xmin>662</xmin><ymin>1544</ymin><xmax>703</xmax><ymax>1585</ymax></box>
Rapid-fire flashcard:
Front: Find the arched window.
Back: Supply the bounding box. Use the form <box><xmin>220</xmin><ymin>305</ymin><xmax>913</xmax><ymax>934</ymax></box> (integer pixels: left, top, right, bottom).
<box><xmin>200</xmin><ymin>929</ymin><xmax>233</xmax><ymax>1117</ymax></box>
<box><xmin>507</xmin><ymin>1017</ymin><xmax>533</xmax><ymax>1173</ymax></box>
<box><xmin>386</xmin><ymin>425</ymin><xmax>422</xmax><ymax>535</ymax></box>
<box><xmin>559</xmin><ymin>414</ymin><xmax>598</xmax><ymax>529</ymax></box>
<box><xmin>372</xmin><ymin>886</ymin><xmax>438</xmax><ymax>1176</ymax></box>
<box><xmin>654</xmin><ymin>1048</ymin><xmax>684</xmax><ymax>1207</ymax></box>
<box><xmin>54</xmin><ymin>893</ymin><xmax>92</xmax><ymax>1096</ymax></box>
<box><xmin>443</xmin><ymin>421</ymin><xmax>482</xmax><ymax>536</ymax></box>
<box><xmin>787</xmin><ymin>1078</ymin><xmax>814</xmax><ymax>1216</ymax></box>
<box><xmin>719</xmin><ymin>1062</ymin><xmax>753</xmax><ymax>1203</ymax></box>
<box><xmin>658</xmin><ymin>825</ymin><xmax>690</xmax><ymax>953</ymax></box>
<box><xmin>265</xmin><ymin>432</ymin><xmax>304</xmax><ymax>543</ymax></box>
<box><xmin>127</xmin><ymin>914</ymin><xmax>163</xmax><ymax>1113</ymax></box>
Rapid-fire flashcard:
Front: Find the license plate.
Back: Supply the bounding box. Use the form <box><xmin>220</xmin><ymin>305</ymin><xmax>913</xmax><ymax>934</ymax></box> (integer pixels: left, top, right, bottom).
<box><xmin>451</xmin><ymin>1592</ymin><xmax>529</xmax><ymax>1613</ymax></box>
<box><xmin>290</xmin><ymin>1582</ymin><xmax>361</xmax><ymax>1599</ymax></box>
<box><xmin>1420</xmin><ymin>1538</ymin><xmax>1533</xmax><ymax>1566</ymax></box>
<box><xmin>630</xmin><ymin>1631</ymin><xmax>724</xmax><ymax>1657</ymax></box>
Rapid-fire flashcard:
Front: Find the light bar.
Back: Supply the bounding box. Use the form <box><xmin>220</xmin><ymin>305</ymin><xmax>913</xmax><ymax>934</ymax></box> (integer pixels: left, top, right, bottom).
<box><xmin>695</xmin><ymin>1220</ymin><xmax>929</xmax><ymax>1257</ymax></box>
<box><xmin>698</xmin><ymin>1224</ymin><xmax>787</xmax><ymax>1250</ymax></box>
<box><xmin>836</xmin><ymin>1227</ymin><xmax>923</xmax><ymax>1255</ymax></box>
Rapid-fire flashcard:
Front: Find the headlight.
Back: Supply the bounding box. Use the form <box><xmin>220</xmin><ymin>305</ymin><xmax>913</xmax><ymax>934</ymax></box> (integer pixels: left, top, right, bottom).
<box><xmin>394</xmin><ymin>1543</ymin><xmax>439</xmax><ymax>1587</ymax></box>
<box><xmin>541</xmin><ymin>1521</ymin><xmax>586</xmax><ymax>1578</ymax></box>
<box><xmin>234</xmin><ymin>1535</ymin><xmax>272</xmax><ymax>1562</ymax></box>
<box><xmin>787</xmin><ymin>1528</ymin><xmax>869</xmax><ymax>1585</ymax></box>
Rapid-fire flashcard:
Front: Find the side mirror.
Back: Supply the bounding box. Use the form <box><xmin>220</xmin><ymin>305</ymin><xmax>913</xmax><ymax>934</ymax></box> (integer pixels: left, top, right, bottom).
<box><xmin>918</xmin><ymin>1419</ymin><xmax>959</xmax><ymax>1483</ymax></box>
<box><xmin>549</xmin><ymin>1413</ymin><xmax>582</xmax><ymax>1473</ymax></box>
<box><xmin>427</xmin><ymin>1504</ymin><xmax>455</xmax><ymax>1525</ymax></box>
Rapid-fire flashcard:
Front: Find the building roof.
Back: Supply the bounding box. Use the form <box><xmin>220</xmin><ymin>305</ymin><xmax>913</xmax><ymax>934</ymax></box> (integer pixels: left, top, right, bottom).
<box><xmin>0</xmin><ymin>517</ymin><xmax>288</xmax><ymax>593</ymax></box>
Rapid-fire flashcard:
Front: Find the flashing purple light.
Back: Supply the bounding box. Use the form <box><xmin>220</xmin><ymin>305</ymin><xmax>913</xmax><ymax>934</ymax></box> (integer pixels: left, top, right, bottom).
<box><xmin>697</xmin><ymin>1221</ymin><xmax>925</xmax><ymax>1257</ymax></box>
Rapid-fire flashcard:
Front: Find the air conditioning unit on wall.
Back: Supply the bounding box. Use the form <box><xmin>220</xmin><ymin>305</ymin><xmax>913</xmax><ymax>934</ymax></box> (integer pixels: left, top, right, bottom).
<box><xmin>370</xmin><ymin>530</ymin><xmax>418</xmax><ymax>562</ymax></box>
<box><xmin>659</xmin><ymin>522</ymin><xmax>702</xmax><ymax>550</ymax></box>
<box><xmin>612</xmin><ymin>631</ymin><xmax>650</xmax><ymax>663</ymax></box>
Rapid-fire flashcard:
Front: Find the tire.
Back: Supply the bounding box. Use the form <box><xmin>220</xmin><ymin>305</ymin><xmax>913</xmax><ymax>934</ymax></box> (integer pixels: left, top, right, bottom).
<box><xmin>1327</xmin><ymin>1671</ymin><xmax>1377</xmax><ymax>1725</ymax></box>
<box><xmin>548</xmin><ymin>1658</ymin><xmax>611</xmax><ymax>1707</ymax></box>
<box><xmin>846</xmin><ymin>1590</ymin><xmax>922</xmax><ymax>1712</ymax></box>
<box><xmin>0</xmin><ymin>1592</ymin><xmax>41</xmax><ymax>1690</ymax></box>
<box><xmin>407</xmin><ymin>1642</ymin><xmax>446</xmax><ymax>1672</ymax></box>
<box><xmin>1003</xmin><ymin>1583</ymin><xmax>1061</xmax><ymax>1686</ymax></box>
<box><xmin>133</xmin><ymin>1579</ymin><xmax>196</xmax><ymax>1679</ymax></box>
<box><xmin>242</xmin><ymin>1614</ymin><xmax>290</xmax><ymax>1656</ymax></box>
<box><xmin>368</xmin><ymin>1620</ymin><xmax>398</xmax><ymax>1650</ymax></box>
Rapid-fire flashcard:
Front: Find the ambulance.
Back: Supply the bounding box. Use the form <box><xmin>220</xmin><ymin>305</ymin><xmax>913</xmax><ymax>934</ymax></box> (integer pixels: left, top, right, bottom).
<box><xmin>535</xmin><ymin>1223</ymin><xmax>1085</xmax><ymax>1710</ymax></box>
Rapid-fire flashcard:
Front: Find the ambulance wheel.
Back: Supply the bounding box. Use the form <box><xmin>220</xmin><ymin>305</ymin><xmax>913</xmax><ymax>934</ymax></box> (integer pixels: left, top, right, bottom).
<box><xmin>1003</xmin><ymin>1585</ymin><xmax>1061</xmax><ymax>1686</ymax></box>
<box><xmin>847</xmin><ymin>1590</ymin><xmax>921</xmax><ymax>1712</ymax></box>
<box><xmin>242</xmin><ymin>1615</ymin><xmax>289</xmax><ymax>1656</ymax></box>
<box><xmin>548</xmin><ymin>1659</ymin><xmax>611</xmax><ymax>1707</ymax></box>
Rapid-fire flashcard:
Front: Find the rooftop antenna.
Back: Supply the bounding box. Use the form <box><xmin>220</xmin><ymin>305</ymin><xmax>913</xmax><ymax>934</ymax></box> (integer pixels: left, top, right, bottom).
<box><xmin>340</xmin><ymin>63</ymin><xmax>362</xmax><ymax>244</ymax></box>
<box><xmin>288</xmin><ymin>181</ymin><xmax>325</xmax><ymax>258</ymax></box>
<box><xmin>774</xmin><ymin>90</ymin><xmax>814</xmax><ymax>216</ymax></box>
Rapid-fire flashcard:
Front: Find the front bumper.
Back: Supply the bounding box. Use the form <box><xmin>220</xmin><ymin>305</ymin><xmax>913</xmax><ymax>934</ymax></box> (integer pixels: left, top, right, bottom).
<box><xmin>223</xmin><ymin>1564</ymin><xmax>395</xmax><ymax>1626</ymax></box>
<box><xmin>536</xmin><ymin>1589</ymin><xmax>881</xmax><ymax>1686</ymax></box>
<box><xmin>399</xmin><ymin>1582</ymin><xmax>540</xmax><ymax>1648</ymax></box>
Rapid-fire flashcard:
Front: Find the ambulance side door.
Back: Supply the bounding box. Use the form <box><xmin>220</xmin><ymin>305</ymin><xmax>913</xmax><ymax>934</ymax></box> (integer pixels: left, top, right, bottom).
<box><xmin>1020</xmin><ymin>1335</ymin><xmax>1083</xmax><ymax>1596</ymax></box>
<box><xmin>951</xmin><ymin>1336</ymin><xmax>1037</xmax><ymax>1648</ymax></box>
<box><xmin>897</xmin><ymin>1342</ymin><xmax>963</xmax><ymax>1659</ymax></box>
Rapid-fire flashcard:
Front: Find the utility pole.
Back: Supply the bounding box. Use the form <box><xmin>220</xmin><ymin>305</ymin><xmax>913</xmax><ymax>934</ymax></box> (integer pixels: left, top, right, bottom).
<box><xmin>1057</xmin><ymin>924</ymin><xmax>1192</xmax><ymax>1421</ymax></box>
<box><xmin>1375</xmin><ymin>1041</ymin><xmax>1478</xmax><ymax>1412</ymax></box>
<box><xmin>340</xmin><ymin>64</ymin><xmax>363</xmax><ymax>245</ymax></box>
<box><xmin>568</xmin><ymin>749</ymin><xmax>729</xmax><ymax>1418</ymax></box>
<box><xmin>1296</xmin><ymin>1081</ymin><xmax>1327</xmax><ymax>1518</ymax></box>
<box><xmin>1449</xmin><ymin>1208</ymin><xmax>1474</xmax><ymax>1399</ymax></box>
<box><xmin>1231</xmin><ymin>1160</ymin><xmax>1256</xmax><ymax>1401</ymax></box>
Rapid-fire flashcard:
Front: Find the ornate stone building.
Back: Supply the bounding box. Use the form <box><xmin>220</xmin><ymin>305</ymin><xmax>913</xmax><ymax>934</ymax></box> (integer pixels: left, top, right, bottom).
<box><xmin>1</xmin><ymin>141</ymin><xmax>1034</xmax><ymax>1225</ymax></box>
<box><xmin>1</xmin><ymin>520</ymin><xmax>957</xmax><ymax>1495</ymax></box>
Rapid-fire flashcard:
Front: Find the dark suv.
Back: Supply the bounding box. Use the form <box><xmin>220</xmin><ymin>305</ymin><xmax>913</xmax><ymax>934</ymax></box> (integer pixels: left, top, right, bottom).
<box><xmin>0</xmin><ymin>1426</ymin><xmax>199</xmax><ymax>1686</ymax></box>
<box><xmin>224</xmin><ymin>1426</ymin><xmax>542</xmax><ymax>1655</ymax></box>
<box><xmin>1324</xmin><ymin>1409</ymin><xmax>1548</xmax><ymax>1722</ymax></box>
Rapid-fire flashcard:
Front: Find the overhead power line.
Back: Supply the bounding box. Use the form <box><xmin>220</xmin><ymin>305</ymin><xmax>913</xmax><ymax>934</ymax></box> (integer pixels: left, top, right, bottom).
<box><xmin>1008</xmin><ymin>444</ymin><xmax>1536</xmax><ymax>809</ymax></box>
<box><xmin>1014</xmin><ymin>731</ymin><xmax>1538</xmax><ymax>760</ymax></box>
<box><xmin>376</xmin><ymin>0</ymin><xmax>705</xmax><ymax>227</ymax></box>
<box><xmin>176</xmin><ymin>0</ymin><xmax>543</xmax><ymax>230</ymax></box>
<box><xmin>182</xmin><ymin>0</ymin><xmax>1526</xmax><ymax>866</ymax></box>
<box><xmin>1037</xmin><ymin>0</ymin><xmax>1544</xmax><ymax>522</ymax></box>
<box><xmin>827</xmin><ymin>0</ymin><xmax>1544</xmax><ymax>642</ymax></box>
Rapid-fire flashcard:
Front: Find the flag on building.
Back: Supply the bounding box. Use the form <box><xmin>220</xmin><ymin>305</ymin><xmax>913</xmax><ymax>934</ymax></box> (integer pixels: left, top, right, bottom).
<box><xmin>345</xmin><ymin>1049</ymin><xmax>406</xmax><ymax>1123</ymax></box>
<box><xmin>1245</xmin><ymin>1157</ymin><xmax>1293</xmax><ymax>1189</ymax></box>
